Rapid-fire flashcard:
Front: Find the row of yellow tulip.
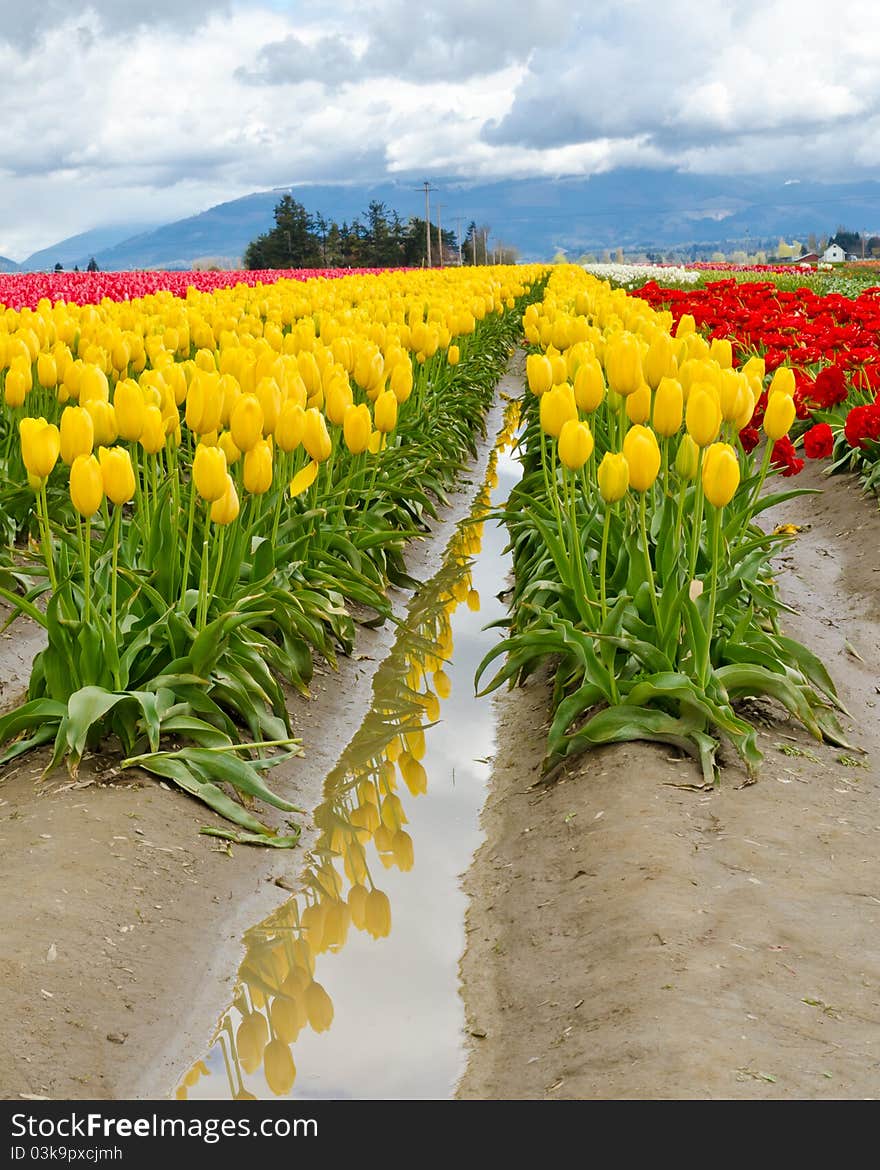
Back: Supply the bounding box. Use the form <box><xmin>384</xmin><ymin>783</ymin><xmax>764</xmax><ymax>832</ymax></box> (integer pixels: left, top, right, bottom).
<box><xmin>477</xmin><ymin>266</ymin><xmax>846</xmax><ymax>782</ymax></box>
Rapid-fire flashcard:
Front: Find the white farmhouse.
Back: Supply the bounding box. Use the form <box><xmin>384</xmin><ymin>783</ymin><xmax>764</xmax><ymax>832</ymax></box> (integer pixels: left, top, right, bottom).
<box><xmin>822</xmin><ymin>243</ymin><xmax>846</xmax><ymax>263</ymax></box>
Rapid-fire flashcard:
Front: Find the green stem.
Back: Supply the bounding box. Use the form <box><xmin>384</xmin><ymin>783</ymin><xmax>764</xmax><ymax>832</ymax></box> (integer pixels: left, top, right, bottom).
<box><xmin>688</xmin><ymin>448</ymin><xmax>705</xmax><ymax>580</ymax></box>
<box><xmin>702</xmin><ymin>508</ymin><xmax>722</xmax><ymax>686</ymax></box>
<box><xmin>638</xmin><ymin>492</ymin><xmax>662</xmax><ymax>633</ymax></box>
<box><xmin>599</xmin><ymin>506</ymin><xmax>612</xmax><ymax>623</ymax></box>
<box><xmin>38</xmin><ymin>482</ymin><xmax>57</xmax><ymax>591</ymax></box>
<box><xmin>110</xmin><ymin>505</ymin><xmax>122</xmax><ymax>687</ymax></box>
<box><xmin>83</xmin><ymin>517</ymin><xmax>92</xmax><ymax>625</ymax></box>
<box><xmin>179</xmin><ymin>477</ymin><xmax>198</xmax><ymax>605</ymax></box>
<box><xmin>196</xmin><ymin>502</ymin><xmax>212</xmax><ymax>631</ymax></box>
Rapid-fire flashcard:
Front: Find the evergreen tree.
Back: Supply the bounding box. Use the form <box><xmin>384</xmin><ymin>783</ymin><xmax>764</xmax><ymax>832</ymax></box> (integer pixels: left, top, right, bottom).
<box><xmin>87</xmin><ymin>257</ymin><xmax>99</xmax><ymax>272</ymax></box>
<box><xmin>243</xmin><ymin>194</ymin><xmax>321</xmax><ymax>269</ymax></box>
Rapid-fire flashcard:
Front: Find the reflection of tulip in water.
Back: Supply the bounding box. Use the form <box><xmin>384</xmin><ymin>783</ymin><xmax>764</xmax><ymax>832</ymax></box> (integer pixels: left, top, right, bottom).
<box><xmin>263</xmin><ymin>1038</ymin><xmax>297</xmax><ymax>1096</ymax></box>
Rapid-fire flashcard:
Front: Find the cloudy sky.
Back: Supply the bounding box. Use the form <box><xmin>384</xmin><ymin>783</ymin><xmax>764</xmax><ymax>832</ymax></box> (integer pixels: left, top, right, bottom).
<box><xmin>1</xmin><ymin>0</ymin><xmax>877</xmax><ymax>258</ymax></box>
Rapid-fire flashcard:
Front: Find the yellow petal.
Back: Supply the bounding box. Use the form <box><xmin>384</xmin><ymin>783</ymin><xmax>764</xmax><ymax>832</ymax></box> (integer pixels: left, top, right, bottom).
<box><xmin>289</xmin><ymin>460</ymin><xmax>319</xmax><ymax>497</ymax></box>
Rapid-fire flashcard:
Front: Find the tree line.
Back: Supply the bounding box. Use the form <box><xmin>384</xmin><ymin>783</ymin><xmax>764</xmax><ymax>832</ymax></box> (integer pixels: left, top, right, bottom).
<box><xmin>243</xmin><ymin>194</ymin><xmax>513</xmax><ymax>269</ymax></box>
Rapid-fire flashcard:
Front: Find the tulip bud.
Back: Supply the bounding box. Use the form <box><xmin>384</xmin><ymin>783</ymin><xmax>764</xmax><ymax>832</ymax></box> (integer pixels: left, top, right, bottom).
<box><xmin>597</xmin><ymin>452</ymin><xmax>629</xmax><ymax>503</ymax></box>
<box><xmin>526</xmin><ymin>353</ymin><xmax>553</xmax><ymax>396</ymax></box>
<box><xmin>69</xmin><ymin>454</ymin><xmax>104</xmax><ymax>518</ymax></box>
<box><xmin>763</xmin><ymin>392</ymin><xmax>796</xmax><ymax>441</ymax></box>
<box><xmin>709</xmin><ymin>338</ymin><xmax>733</xmax><ymax>369</ymax></box>
<box><xmin>274</xmin><ymin>401</ymin><xmax>304</xmax><ymax>454</ymax></box>
<box><xmin>37</xmin><ymin>352</ymin><xmax>58</xmax><ymax>389</ymax></box>
<box><xmin>325</xmin><ymin>376</ymin><xmax>353</xmax><ymax>426</ymax></box>
<box><xmin>262</xmin><ymin>1039</ymin><xmax>296</xmax><ymax>1097</ymax></box>
<box><xmin>675</xmin><ymin>313</ymin><xmax>696</xmax><ymax>338</ymax></box>
<box><xmin>573</xmin><ymin>357</ymin><xmax>605</xmax><ymax>413</ymax></box>
<box><xmin>60</xmin><ymin>405</ymin><xmax>94</xmax><ymax>465</ymax></box>
<box><xmin>84</xmin><ymin>399</ymin><xmax>118</xmax><ymax>447</ymax></box>
<box><xmin>210</xmin><ymin>474</ymin><xmax>240</xmax><ymax>525</ymax></box>
<box><xmin>98</xmin><ymin>445</ymin><xmax>136</xmax><ymax>506</ymax></box>
<box><xmin>741</xmin><ymin>355</ymin><xmax>766</xmax><ymax>383</ymax></box>
<box><xmin>343</xmin><ymin>402</ymin><xmax>372</xmax><ymax>455</ymax></box>
<box><xmin>304</xmin><ymin>979</ymin><xmax>334</xmax><ymax>1031</ymax></box>
<box><xmin>19</xmin><ymin>417</ymin><xmax>60</xmax><ymax>480</ymax></box>
<box><xmin>675</xmin><ymin>433</ymin><xmax>700</xmax><ymax>480</ymax></box>
<box><xmin>185</xmin><ymin>371</ymin><xmax>223</xmax><ymax>435</ymax></box>
<box><xmin>719</xmin><ymin>370</ymin><xmax>751</xmax><ymax>423</ymax></box>
<box><xmin>364</xmin><ymin>888</ymin><xmax>391</xmax><ymax>940</ymax></box>
<box><xmin>218</xmin><ymin>429</ymin><xmax>241</xmax><ymax>466</ymax></box>
<box><xmin>79</xmin><ymin>364</ymin><xmax>109</xmax><ymax>406</ymax></box>
<box><xmin>701</xmin><ymin>442</ymin><xmax>741</xmax><ymax>507</ymax></box>
<box><xmin>243</xmin><ymin>439</ymin><xmax>273</xmax><ymax>494</ymax></box>
<box><xmin>4</xmin><ymin>365</ymin><xmax>28</xmax><ymax>408</ymax></box>
<box><xmin>643</xmin><ymin>332</ymin><xmax>675</xmax><ymax>390</ymax></box>
<box><xmin>539</xmin><ymin>383</ymin><xmax>577</xmax><ymax>438</ymax></box>
<box><xmin>652</xmin><ymin>377</ymin><xmax>683</xmax><ymax>437</ymax></box>
<box><xmin>373</xmin><ymin>390</ymin><xmax>398</xmax><ymax>435</ymax></box>
<box><xmin>604</xmin><ymin>332</ymin><xmax>643</xmax><ymax>397</ymax></box>
<box><xmin>193</xmin><ymin>443</ymin><xmax>228</xmax><ymax>502</ymax></box>
<box><xmin>302</xmin><ymin>408</ymin><xmax>332</xmax><ymax>461</ymax></box>
<box><xmin>447</xmin><ymin>344</ymin><xmax>460</xmax><ymax>366</ymax></box>
<box><xmin>685</xmin><ymin>385</ymin><xmax>722</xmax><ymax>447</ymax></box>
<box><xmin>230</xmin><ymin>393</ymin><xmax>264</xmax><ymax>453</ymax></box>
<box><xmin>113</xmin><ymin>378</ymin><xmax>146</xmax><ymax>442</ymax></box>
<box><xmin>622</xmin><ymin>424</ymin><xmax>661</xmax><ymax>492</ymax></box>
<box><xmin>140</xmin><ymin>405</ymin><xmax>167</xmax><ymax>455</ymax></box>
<box><xmin>557</xmin><ymin>419</ymin><xmax>594</xmax><ymax>471</ymax></box>
<box><xmin>769</xmin><ymin>366</ymin><xmax>795</xmax><ymax>398</ymax></box>
<box><xmin>255</xmin><ymin>376</ymin><xmax>283</xmax><ymax>435</ymax></box>
<box><xmin>389</xmin><ymin>360</ymin><xmax>413</xmax><ymax>404</ymax></box>
<box><xmin>625</xmin><ymin>381</ymin><xmax>652</xmax><ymax>425</ymax></box>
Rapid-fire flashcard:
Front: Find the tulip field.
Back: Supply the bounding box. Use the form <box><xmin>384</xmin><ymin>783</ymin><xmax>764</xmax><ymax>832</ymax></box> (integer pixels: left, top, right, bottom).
<box><xmin>478</xmin><ymin>268</ymin><xmax>856</xmax><ymax>782</ymax></box>
<box><xmin>0</xmin><ymin>260</ymin><xmax>877</xmax><ymax>840</ymax></box>
<box><xmin>0</xmin><ymin>266</ymin><xmax>542</xmax><ymax>843</ymax></box>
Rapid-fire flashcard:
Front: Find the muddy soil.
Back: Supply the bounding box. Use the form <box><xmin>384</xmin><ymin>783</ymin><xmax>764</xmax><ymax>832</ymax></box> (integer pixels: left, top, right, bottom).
<box><xmin>0</xmin><ymin>392</ymin><xmax>513</xmax><ymax>1103</ymax></box>
<box><xmin>459</xmin><ymin>462</ymin><xmax>880</xmax><ymax>1100</ymax></box>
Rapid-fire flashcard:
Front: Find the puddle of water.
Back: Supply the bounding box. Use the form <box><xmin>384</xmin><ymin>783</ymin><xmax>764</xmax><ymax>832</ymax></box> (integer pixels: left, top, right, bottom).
<box><xmin>178</xmin><ymin>402</ymin><xmax>522</xmax><ymax>1101</ymax></box>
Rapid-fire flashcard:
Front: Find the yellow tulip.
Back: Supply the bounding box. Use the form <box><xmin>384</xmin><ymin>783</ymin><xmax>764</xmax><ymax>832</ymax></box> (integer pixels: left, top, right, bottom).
<box><xmin>702</xmin><ymin>442</ymin><xmax>741</xmax><ymax>507</ymax></box>
<box><xmin>59</xmin><ymin>405</ymin><xmax>94</xmax><ymax>465</ymax></box>
<box><xmin>768</xmin><ymin>365</ymin><xmax>795</xmax><ymax>398</ymax></box>
<box><xmin>243</xmin><ymin>440</ymin><xmax>273</xmax><ymax>494</ymax></box>
<box><xmin>274</xmin><ymin>401</ymin><xmax>305</xmax><ymax>453</ymax></box>
<box><xmin>391</xmin><ymin>829</ymin><xmax>414</xmax><ymax>871</ymax></box>
<box><xmin>719</xmin><ymin>370</ymin><xmax>751</xmax><ymax>423</ymax></box>
<box><xmin>98</xmin><ymin>445</ymin><xmax>136</xmax><ymax>506</ymax></box>
<box><xmin>763</xmin><ymin>392</ymin><xmax>795</xmax><ymax>441</ymax></box>
<box><xmin>69</xmin><ymin>454</ymin><xmax>104</xmax><ymax>518</ymax></box>
<box><xmin>675</xmin><ymin>313</ymin><xmax>696</xmax><ymax>338</ymax></box>
<box><xmin>304</xmin><ymin>980</ymin><xmax>334</xmax><ymax>1032</ymax></box>
<box><xmin>709</xmin><ymin>338</ymin><xmax>733</xmax><ymax>369</ymax></box>
<box><xmin>184</xmin><ymin>371</ymin><xmax>223</xmax><ymax>435</ymax></box>
<box><xmin>675</xmin><ymin>433</ymin><xmax>700</xmax><ymax>480</ymax></box>
<box><xmin>85</xmin><ymin>399</ymin><xmax>118</xmax><ymax>447</ymax></box>
<box><xmin>573</xmin><ymin>357</ymin><xmax>605</xmax><ymax>413</ymax></box>
<box><xmin>374</xmin><ymin>389</ymin><xmax>398</xmax><ymax>435</ymax></box>
<box><xmin>230</xmin><ymin>393</ymin><xmax>264</xmax><ymax>452</ymax></box>
<box><xmin>37</xmin><ymin>352</ymin><xmax>58</xmax><ymax>389</ymax></box>
<box><xmin>19</xmin><ymin>417</ymin><xmax>60</xmax><ymax>480</ymax></box>
<box><xmin>389</xmin><ymin>361</ymin><xmax>413</xmax><ymax>403</ymax></box>
<box><xmin>140</xmin><ymin>406</ymin><xmax>167</xmax><ymax>455</ymax></box>
<box><xmin>364</xmin><ymin>888</ymin><xmax>391</xmax><ymax>940</ymax></box>
<box><xmin>597</xmin><ymin>452</ymin><xmax>629</xmax><ymax>503</ymax></box>
<box><xmin>604</xmin><ymin>331</ymin><xmax>643</xmax><ymax>397</ymax></box>
<box><xmin>79</xmin><ymin>364</ymin><xmax>109</xmax><ymax>406</ymax></box>
<box><xmin>210</xmin><ymin>475</ymin><xmax>240</xmax><ymax>525</ymax></box>
<box><xmin>447</xmin><ymin>344</ymin><xmax>460</xmax><ymax>366</ymax></box>
<box><xmin>526</xmin><ymin>353</ymin><xmax>553</xmax><ymax>396</ymax></box>
<box><xmin>652</xmin><ymin>377</ymin><xmax>683</xmax><ymax>437</ymax></box>
<box><xmin>255</xmin><ymin>376</ymin><xmax>282</xmax><ymax>434</ymax></box>
<box><xmin>289</xmin><ymin>460</ymin><xmax>319</xmax><ymax>497</ymax></box>
<box><xmin>643</xmin><ymin>332</ymin><xmax>675</xmax><ymax>389</ymax></box>
<box><xmin>539</xmin><ymin>383</ymin><xmax>577</xmax><ymax>437</ymax></box>
<box><xmin>218</xmin><ymin>429</ymin><xmax>241</xmax><ymax>466</ymax></box>
<box><xmin>557</xmin><ymin>419</ymin><xmax>594</xmax><ymax>471</ymax></box>
<box><xmin>685</xmin><ymin>385</ymin><xmax>722</xmax><ymax>447</ymax></box>
<box><xmin>262</xmin><ymin>1038</ymin><xmax>296</xmax><ymax>1097</ymax></box>
<box><xmin>4</xmin><ymin>365</ymin><xmax>28</xmax><ymax>407</ymax></box>
<box><xmin>193</xmin><ymin>443</ymin><xmax>228</xmax><ymax>502</ymax></box>
<box><xmin>622</xmin><ymin>424</ymin><xmax>661</xmax><ymax>492</ymax></box>
<box><xmin>550</xmin><ymin>353</ymin><xmax>568</xmax><ymax>386</ymax></box>
<box><xmin>625</xmin><ymin>381</ymin><xmax>652</xmax><ymax>425</ymax></box>
<box><xmin>343</xmin><ymin>402</ymin><xmax>372</xmax><ymax>455</ymax></box>
<box><xmin>325</xmin><ymin>376</ymin><xmax>353</xmax><ymax>425</ymax></box>
<box><xmin>113</xmin><ymin>379</ymin><xmax>146</xmax><ymax>442</ymax></box>
<box><xmin>302</xmin><ymin>407</ymin><xmax>332</xmax><ymax>461</ymax></box>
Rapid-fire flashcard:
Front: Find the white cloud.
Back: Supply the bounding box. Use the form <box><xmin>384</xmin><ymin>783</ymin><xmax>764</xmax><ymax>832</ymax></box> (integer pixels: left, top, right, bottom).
<box><xmin>0</xmin><ymin>0</ymin><xmax>878</xmax><ymax>258</ymax></box>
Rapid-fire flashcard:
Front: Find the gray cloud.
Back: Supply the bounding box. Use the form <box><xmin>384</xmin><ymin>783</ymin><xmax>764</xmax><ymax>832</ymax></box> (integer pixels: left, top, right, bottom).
<box><xmin>0</xmin><ymin>1</ymin><xmax>228</xmax><ymax>47</ymax></box>
<box><xmin>237</xmin><ymin>32</ymin><xmax>358</xmax><ymax>86</ymax></box>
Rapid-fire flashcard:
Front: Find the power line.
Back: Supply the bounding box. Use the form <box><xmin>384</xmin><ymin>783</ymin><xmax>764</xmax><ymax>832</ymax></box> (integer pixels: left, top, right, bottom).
<box><xmin>415</xmin><ymin>181</ymin><xmax>438</xmax><ymax>266</ymax></box>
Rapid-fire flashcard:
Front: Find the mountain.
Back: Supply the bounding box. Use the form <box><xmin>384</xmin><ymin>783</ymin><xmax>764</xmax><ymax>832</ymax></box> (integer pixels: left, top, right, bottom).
<box><xmin>24</xmin><ymin>171</ymin><xmax>880</xmax><ymax>269</ymax></box>
<box><xmin>21</xmin><ymin>224</ymin><xmax>157</xmax><ymax>272</ymax></box>
<box><xmin>0</xmin><ymin>255</ymin><xmax>18</xmax><ymax>272</ymax></box>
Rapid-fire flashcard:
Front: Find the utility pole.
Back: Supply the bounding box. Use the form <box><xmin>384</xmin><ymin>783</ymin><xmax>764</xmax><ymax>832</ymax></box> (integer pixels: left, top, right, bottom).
<box><xmin>417</xmin><ymin>181</ymin><xmax>437</xmax><ymax>267</ymax></box>
<box><xmin>454</xmin><ymin>217</ymin><xmax>463</xmax><ymax>266</ymax></box>
<box><xmin>436</xmin><ymin>203</ymin><xmax>444</xmax><ymax>268</ymax></box>
<box><xmin>483</xmin><ymin>228</ymin><xmax>489</xmax><ymax>265</ymax></box>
